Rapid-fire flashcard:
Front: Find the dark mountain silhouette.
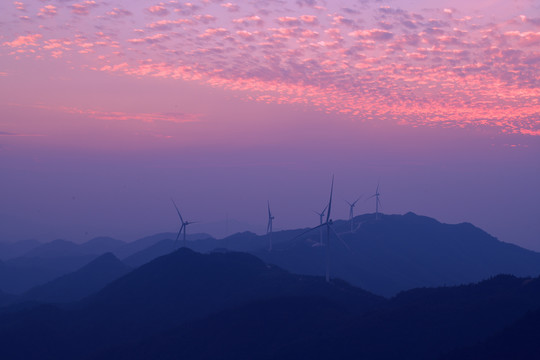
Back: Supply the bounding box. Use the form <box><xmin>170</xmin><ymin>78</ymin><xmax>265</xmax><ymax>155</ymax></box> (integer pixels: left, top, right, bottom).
<box><xmin>255</xmin><ymin>212</ymin><xmax>540</xmax><ymax>296</ymax></box>
<box><xmin>441</xmin><ymin>306</ymin><xmax>540</xmax><ymax>360</ymax></box>
<box><xmin>18</xmin><ymin>253</ymin><xmax>131</xmax><ymax>304</ymax></box>
<box><xmin>88</xmin><ymin>275</ymin><xmax>540</xmax><ymax>360</ymax></box>
<box><xmin>0</xmin><ymin>239</ymin><xmax>42</xmax><ymax>261</ymax></box>
<box><xmin>0</xmin><ymin>289</ymin><xmax>16</xmax><ymax>307</ymax></box>
<box><xmin>2</xmin><ymin>249</ymin><xmax>540</xmax><ymax>359</ymax></box>
<box><xmin>0</xmin><ymin>249</ymin><xmax>383</xmax><ymax>360</ymax></box>
<box><xmin>79</xmin><ymin>237</ymin><xmax>126</xmax><ymax>255</ymax></box>
<box><xmin>87</xmin><ymin>249</ymin><xmax>382</xmax><ymax>328</ymax></box>
<box><xmin>90</xmin><ymin>296</ymin><xmax>356</xmax><ymax>360</ymax></box>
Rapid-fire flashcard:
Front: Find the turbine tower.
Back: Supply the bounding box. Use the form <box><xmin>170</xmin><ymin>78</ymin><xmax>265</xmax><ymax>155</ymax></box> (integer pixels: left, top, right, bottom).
<box><xmin>313</xmin><ymin>204</ymin><xmax>328</xmax><ymax>245</ymax></box>
<box><xmin>267</xmin><ymin>201</ymin><xmax>274</xmax><ymax>251</ymax></box>
<box><xmin>346</xmin><ymin>196</ymin><xmax>362</xmax><ymax>232</ymax></box>
<box><xmin>368</xmin><ymin>182</ymin><xmax>382</xmax><ymax>220</ymax></box>
<box><xmin>293</xmin><ymin>175</ymin><xmax>350</xmax><ymax>282</ymax></box>
<box><xmin>172</xmin><ymin>199</ymin><xmax>195</xmax><ymax>249</ymax></box>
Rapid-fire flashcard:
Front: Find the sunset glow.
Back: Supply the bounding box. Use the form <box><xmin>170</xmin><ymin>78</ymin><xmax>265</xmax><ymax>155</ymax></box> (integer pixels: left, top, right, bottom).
<box><xmin>1</xmin><ymin>0</ymin><xmax>538</xmax><ymax>134</ymax></box>
<box><xmin>0</xmin><ymin>0</ymin><xmax>539</xmax><ymax>251</ymax></box>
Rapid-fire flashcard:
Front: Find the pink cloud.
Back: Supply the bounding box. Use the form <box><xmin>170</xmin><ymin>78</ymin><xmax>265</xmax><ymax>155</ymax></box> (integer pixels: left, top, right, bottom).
<box><xmin>221</xmin><ymin>3</ymin><xmax>240</xmax><ymax>12</ymax></box>
<box><xmin>147</xmin><ymin>19</ymin><xmax>193</xmax><ymax>31</ymax></box>
<box><xmin>277</xmin><ymin>17</ymin><xmax>301</xmax><ymax>26</ymax></box>
<box><xmin>37</xmin><ymin>5</ymin><xmax>56</xmax><ymax>17</ymax></box>
<box><xmin>505</xmin><ymin>31</ymin><xmax>540</xmax><ymax>47</ymax></box>
<box><xmin>173</xmin><ymin>2</ymin><xmax>201</xmax><ymax>15</ymax></box>
<box><xmin>233</xmin><ymin>15</ymin><xmax>264</xmax><ymax>26</ymax></box>
<box><xmin>3</xmin><ymin>0</ymin><xmax>539</xmax><ymax>136</ymax></box>
<box><xmin>300</xmin><ymin>29</ymin><xmax>319</xmax><ymax>39</ymax></box>
<box><xmin>71</xmin><ymin>1</ymin><xmax>99</xmax><ymax>15</ymax></box>
<box><xmin>106</xmin><ymin>8</ymin><xmax>132</xmax><ymax>18</ymax></box>
<box><xmin>3</xmin><ymin>33</ymin><xmax>42</xmax><ymax>47</ymax></box>
<box><xmin>40</xmin><ymin>105</ymin><xmax>201</xmax><ymax>124</ymax></box>
<box><xmin>147</xmin><ymin>5</ymin><xmax>169</xmax><ymax>17</ymax></box>
<box><xmin>332</xmin><ymin>15</ymin><xmax>356</xmax><ymax>27</ymax></box>
<box><xmin>13</xmin><ymin>1</ymin><xmax>25</xmax><ymax>11</ymax></box>
<box><xmin>349</xmin><ymin>29</ymin><xmax>394</xmax><ymax>41</ymax></box>
<box><xmin>128</xmin><ymin>33</ymin><xmax>170</xmax><ymax>44</ymax></box>
<box><xmin>300</xmin><ymin>15</ymin><xmax>318</xmax><ymax>25</ymax></box>
<box><xmin>236</xmin><ymin>30</ymin><xmax>255</xmax><ymax>41</ymax></box>
<box><xmin>194</xmin><ymin>14</ymin><xmax>217</xmax><ymax>24</ymax></box>
<box><xmin>199</xmin><ymin>28</ymin><xmax>229</xmax><ymax>38</ymax></box>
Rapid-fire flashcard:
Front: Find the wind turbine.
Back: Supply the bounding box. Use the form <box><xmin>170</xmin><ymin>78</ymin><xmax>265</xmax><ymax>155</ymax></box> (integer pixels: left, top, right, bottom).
<box><xmin>313</xmin><ymin>204</ymin><xmax>328</xmax><ymax>245</ymax></box>
<box><xmin>293</xmin><ymin>175</ymin><xmax>350</xmax><ymax>282</ymax></box>
<box><xmin>267</xmin><ymin>201</ymin><xmax>274</xmax><ymax>251</ymax></box>
<box><xmin>368</xmin><ymin>181</ymin><xmax>382</xmax><ymax>220</ymax></box>
<box><xmin>346</xmin><ymin>196</ymin><xmax>362</xmax><ymax>232</ymax></box>
<box><xmin>172</xmin><ymin>199</ymin><xmax>195</xmax><ymax>249</ymax></box>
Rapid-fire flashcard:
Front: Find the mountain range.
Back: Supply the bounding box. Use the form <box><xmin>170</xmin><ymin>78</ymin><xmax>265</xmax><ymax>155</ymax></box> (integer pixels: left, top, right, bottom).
<box><xmin>0</xmin><ymin>232</ymin><xmax>212</xmax><ymax>294</ymax></box>
<box><xmin>18</xmin><ymin>253</ymin><xmax>131</xmax><ymax>303</ymax></box>
<box><xmin>0</xmin><ymin>248</ymin><xmax>539</xmax><ymax>359</ymax></box>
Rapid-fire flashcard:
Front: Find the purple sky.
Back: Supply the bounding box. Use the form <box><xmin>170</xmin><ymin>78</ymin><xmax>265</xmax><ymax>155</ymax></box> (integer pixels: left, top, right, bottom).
<box><xmin>0</xmin><ymin>0</ymin><xmax>539</xmax><ymax>250</ymax></box>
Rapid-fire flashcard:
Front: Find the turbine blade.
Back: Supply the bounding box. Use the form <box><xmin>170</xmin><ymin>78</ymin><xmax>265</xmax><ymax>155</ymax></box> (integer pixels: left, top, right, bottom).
<box><xmin>267</xmin><ymin>201</ymin><xmax>271</xmax><ymax>218</ymax></box>
<box><xmin>171</xmin><ymin>199</ymin><xmax>184</xmax><ymax>224</ymax></box>
<box><xmin>330</xmin><ymin>225</ymin><xmax>351</xmax><ymax>251</ymax></box>
<box><xmin>322</xmin><ymin>204</ymin><xmax>328</xmax><ymax>215</ymax></box>
<box><xmin>353</xmin><ymin>195</ymin><xmax>362</xmax><ymax>205</ymax></box>
<box><xmin>175</xmin><ymin>223</ymin><xmax>185</xmax><ymax>242</ymax></box>
<box><xmin>175</xmin><ymin>227</ymin><xmax>182</xmax><ymax>244</ymax></box>
<box><xmin>292</xmin><ymin>223</ymin><xmax>325</xmax><ymax>241</ymax></box>
<box><xmin>326</xmin><ymin>175</ymin><xmax>334</xmax><ymax>223</ymax></box>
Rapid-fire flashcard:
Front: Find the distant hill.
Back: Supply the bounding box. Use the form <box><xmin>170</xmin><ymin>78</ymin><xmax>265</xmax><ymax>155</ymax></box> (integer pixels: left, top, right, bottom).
<box><xmin>79</xmin><ymin>237</ymin><xmax>126</xmax><ymax>255</ymax></box>
<box><xmin>0</xmin><ymin>239</ymin><xmax>42</xmax><ymax>261</ymax></box>
<box><xmin>108</xmin><ymin>213</ymin><xmax>540</xmax><ymax>297</ymax></box>
<box><xmin>20</xmin><ymin>237</ymin><xmax>126</xmax><ymax>258</ymax></box>
<box><xmin>120</xmin><ymin>234</ymin><xmax>220</xmax><ymax>267</ymax></box>
<box><xmin>255</xmin><ymin>212</ymin><xmax>540</xmax><ymax>296</ymax></box>
<box><xmin>0</xmin><ymin>236</ymin><xmax>126</xmax><ymax>295</ymax></box>
<box><xmin>21</xmin><ymin>239</ymin><xmax>87</xmax><ymax>258</ymax></box>
<box><xmin>122</xmin><ymin>239</ymin><xmax>175</xmax><ymax>268</ymax></box>
<box><xmin>0</xmin><ymin>254</ymin><xmax>98</xmax><ymax>294</ymax></box>
<box><xmin>19</xmin><ymin>253</ymin><xmax>131</xmax><ymax>303</ymax></box>
<box><xmin>113</xmin><ymin>232</ymin><xmax>213</xmax><ymax>259</ymax></box>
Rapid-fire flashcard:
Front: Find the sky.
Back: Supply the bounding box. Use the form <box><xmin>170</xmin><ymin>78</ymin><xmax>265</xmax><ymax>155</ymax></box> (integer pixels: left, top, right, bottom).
<box><xmin>0</xmin><ymin>0</ymin><xmax>539</xmax><ymax>250</ymax></box>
